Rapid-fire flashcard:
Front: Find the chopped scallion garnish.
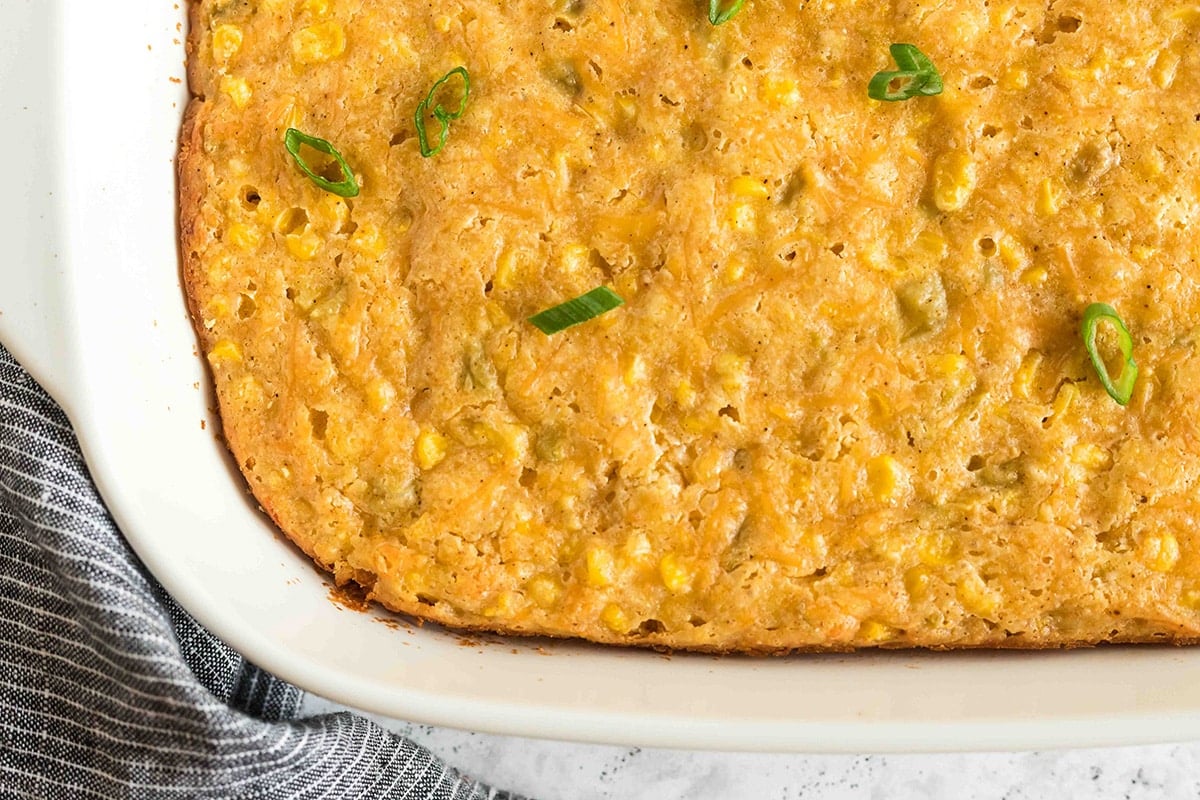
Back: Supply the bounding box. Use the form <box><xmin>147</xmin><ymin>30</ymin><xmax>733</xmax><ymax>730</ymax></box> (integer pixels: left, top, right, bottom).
<box><xmin>415</xmin><ymin>67</ymin><xmax>471</xmax><ymax>158</ymax></box>
<box><xmin>1081</xmin><ymin>302</ymin><xmax>1138</xmax><ymax>406</ymax></box>
<box><xmin>283</xmin><ymin>128</ymin><xmax>360</xmax><ymax>197</ymax></box>
<box><xmin>528</xmin><ymin>287</ymin><xmax>625</xmax><ymax>335</ymax></box>
<box><xmin>868</xmin><ymin>44</ymin><xmax>943</xmax><ymax>102</ymax></box>
<box><xmin>709</xmin><ymin>0</ymin><xmax>747</xmax><ymax>25</ymax></box>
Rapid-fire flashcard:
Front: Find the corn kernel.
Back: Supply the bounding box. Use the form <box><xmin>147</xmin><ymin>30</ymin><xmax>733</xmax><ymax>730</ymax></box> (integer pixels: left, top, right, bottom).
<box><xmin>1080</xmin><ymin>200</ymin><xmax>1104</xmax><ymax>222</ymax></box>
<box><xmin>526</xmin><ymin>575</ymin><xmax>562</xmax><ymax>609</ymax></box>
<box><xmin>1181</xmin><ymin>586</ymin><xmax>1200</xmax><ymax>610</ymax></box>
<box><xmin>957</xmin><ymin>573</ymin><xmax>998</xmax><ymax>617</ymax></box>
<box><xmin>271</xmin><ymin>94</ymin><xmax>304</xmax><ymax>132</ymax></box>
<box><xmin>623</xmin><ymin>354</ymin><xmax>646</xmax><ymax>387</ymax></box>
<box><xmin>225</xmin><ymin>157</ymin><xmax>251</xmax><ymax>178</ymax></box>
<box><xmin>866</xmin><ymin>454</ymin><xmax>906</xmax><ymax>504</ymax></box>
<box><xmin>1036</xmin><ymin>178</ymin><xmax>1061</xmax><ymax>216</ymax></box>
<box><xmin>727</xmin><ymin>202</ymin><xmax>757</xmax><ymax>231</ymax></box>
<box><xmin>692</xmin><ymin>446</ymin><xmax>728</xmax><ymax>483</ymax></box>
<box><xmin>1151</xmin><ymin>47</ymin><xmax>1181</xmax><ymax>89</ymax></box>
<box><xmin>913</xmin><ymin>229</ymin><xmax>948</xmax><ymax>261</ymax></box>
<box><xmin>622</xmin><ymin>531</ymin><xmax>652</xmax><ymax>561</ymax></box>
<box><xmin>600</xmin><ymin>603</ymin><xmax>630</xmax><ymax>633</ymax></box>
<box><xmin>768</xmin><ymin>402</ymin><xmax>791</xmax><ymax>420</ymax></box>
<box><xmin>273</xmin><ymin>207</ymin><xmax>308</xmax><ymax>235</ymax></box>
<box><xmin>594</xmin><ymin>212</ymin><xmax>657</xmax><ymax>242</ymax></box>
<box><xmin>434</xmin><ymin>534</ymin><xmax>463</xmax><ymax>565</ymax></box>
<box><xmin>492</xmin><ymin>249</ymin><xmax>520</xmax><ymax>291</ymax></box>
<box><xmin>731</xmin><ymin>175</ymin><xmax>770</xmax><ymax>199</ymax></box>
<box><xmin>203</xmin><ymin>296</ymin><xmax>231</xmax><ymax>324</ymax></box>
<box><xmin>286</xmin><ymin>231</ymin><xmax>323</xmax><ymax>260</ymax></box>
<box><xmin>615</xmin><ymin>95</ymin><xmax>638</xmax><ymax>124</ymax></box>
<box><xmin>471</xmin><ymin>420</ymin><xmax>527</xmax><ymax>463</ymax></box>
<box><xmin>1071</xmin><ymin>443</ymin><xmax>1112</xmax><ymax>471</ymax></box>
<box><xmin>403</xmin><ymin>570</ymin><xmax>426</xmax><ymax>593</ymax></box>
<box><xmin>1020</xmin><ymin>266</ymin><xmax>1048</xmax><ymax>286</ymax></box>
<box><xmin>714</xmin><ymin>352</ymin><xmax>749</xmax><ymax>391</ymax></box>
<box><xmin>318</xmin><ymin>194</ymin><xmax>350</xmax><ymax>229</ymax></box>
<box><xmin>674</xmin><ymin>380</ymin><xmax>697</xmax><ymax>408</ymax></box>
<box><xmin>557</xmin><ymin>495</ymin><xmax>583</xmax><ymax>532</ymax></box>
<box><xmin>434</xmin><ymin>14</ymin><xmax>454</xmax><ymax>33</ymax></box>
<box><xmin>226</xmin><ymin>222</ymin><xmax>260</xmax><ymax>250</ymax></box>
<box><xmin>862</xmin><ymin>243</ymin><xmax>893</xmax><ymax>274</ymax></box>
<box><xmin>559</xmin><ymin>243</ymin><xmax>591</xmax><ymax>277</ymax></box>
<box><xmin>929</xmin><ymin>353</ymin><xmax>968</xmax><ymax>378</ymax></box>
<box><xmin>292</xmin><ymin>21</ymin><xmax>346</xmax><ymax>66</ymax></box>
<box><xmin>867</xmin><ymin>389</ymin><xmax>892</xmax><ymax>419</ymax></box>
<box><xmin>365</xmin><ymin>378</ymin><xmax>396</xmax><ymax>414</ymax></box>
<box><xmin>415</xmin><ymin>428</ymin><xmax>450</xmax><ymax>470</ymax></box>
<box><xmin>1142</xmin><ymin>531</ymin><xmax>1180</xmax><ymax>573</ymax></box>
<box><xmin>205</xmin><ymin>254</ymin><xmax>236</xmax><ymax>284</ymax></box>
<box><xmin>838</xmin><ymin>456</ymin><xmax>859</xmax><ymax>508</ymax></box>
<box><xmin>723</xmin><ymin>254</ymin><xmax>748</xmax><ymax>284</ymax></box>
<box><xmin>998</xmin><ymin>238</ymin><xmax>1027</xmax><ymax>273</ymax></box>
<box><xmin>485</xmin><ymin>301</ymin><xmax>510</xmax><ymax>328</ymax></box>
<box><xmin>207</xmin><ymin>340</ymin><xmax>242</xmax><ymax>363</ymax></box>
<box><xmin>1002</xmin><ymin>67</ymin><xmax>1030</xmax><ymax>91</ymax></box>
<box><xmin>858</xmin><ymin>620</ymin><xmax>893</xmax><ymax>643</ymax></box>
<box><xmin>614</xmin><ymin>269</ymin><xmax>640</xmax><ymax>301</ymax></box>
<box><xmin>917</xmin><ymin>530</ymin><xmax>957</xmax><ymax>566</ymax></box>
<box><xmin>585</xmin><ymin>544</ymin><xmax>615</xmax><ymax>587</ymax></box>
<box><xmin>211</xmin><ymin>25</ymin><xmax>243</xmax><ymax>61</ymax></box>
<box><xmin>929</xmin><ymin>354</ymin><xmax>973</xmax><ymax>394</ymax></box>
<box><xmin>230</xmin><ymin>374</ymin><xmax>265</xmax><ymax>411</ymax></box>
<box><xmin>482</xmin><ymin>591</ymin><xmax>520</xmax><ymax>618</ymax></box>
<box><xmin>219</xmin><ymin>75</ymin><xmax>252</xmax><ymax>108</ymax></box>
<box><xmin>1048</xmin><ymin>381</ymin><xmax>1078</xmax><ymax>422</ymax></box>
<box><xmin>904</xmin><ymin>565</ymin><xmax>932</xmax><ymax>599</ymax></box>
<box><xmin>302</xmin><ymin>0</ymin><xmax>330</xmax><ymax>13</ymax></box>
<box><xmin>1167</xmin><ymin>5</ymin><xmax>1200</xmax><ymax>22</ymax></box>
<box><xmin>762</xmin><ymin>75</ymin><xmax>800</xmax><ymax>106</ymax></box>
<box><xmin>1013</xmin><ymin>351</ymin><xmax>1043</xmax><ymax>399</ymax></box>
<box><xmin>931</xmin><ymin>150</ymin><xmax>976</xmax><ymax>213</ymax></box>
<box><xmin>350</xmin><ymin>225</ymin><xmax>386</xmax><ymax>258</ymax></box>
<box><xmin>659</xmin><ymin>553</ymin><xmax>692</xmax><ymax>594</ymax></box>
<box><xmin>1132</xmin><ymin>245</ymin><xmax>1158</xmax><ymax>262</ymax></box>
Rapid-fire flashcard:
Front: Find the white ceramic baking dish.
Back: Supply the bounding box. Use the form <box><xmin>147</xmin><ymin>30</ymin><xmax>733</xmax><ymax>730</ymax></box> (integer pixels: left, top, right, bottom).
<box><xmin>3</xmin><ymin>1</ymin><xmax>1200</xmax><ymax>753</ymax></box>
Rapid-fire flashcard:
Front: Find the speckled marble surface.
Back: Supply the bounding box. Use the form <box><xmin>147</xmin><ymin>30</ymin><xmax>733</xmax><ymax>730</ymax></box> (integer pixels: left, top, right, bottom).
<box><xmin>303</xmin><ymin>696</ymin><xmax>1198</xmax><ymax>798</ymax></box>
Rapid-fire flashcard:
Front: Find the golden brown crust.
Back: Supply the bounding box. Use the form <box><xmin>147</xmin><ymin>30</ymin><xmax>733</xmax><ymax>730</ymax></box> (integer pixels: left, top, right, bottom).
<box><xmin>178</xmin><ymin>103</ymin><xmax>207</xmax><ymax>337</ymax></box>
<box><xmin>322</xmin><ymin>585</ymin><xmax>1200</xmax><ymax>655</ymax></box>
<box><xmin>184</xmin><ymin>1</ymin><xmax>206</xmax><ymax>99</ymax></box>
<box><xmin>180</xmin><ymin>0</ymin><xmax>1200</xmax><ymax>652</ymax></box>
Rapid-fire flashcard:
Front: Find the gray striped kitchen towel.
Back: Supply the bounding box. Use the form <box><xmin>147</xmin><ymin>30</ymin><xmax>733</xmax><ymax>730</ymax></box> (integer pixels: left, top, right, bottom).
<box><xmin>0</xmin><ymin>343</ymin><xmax>522</xmax><ymax>799</ymax></box>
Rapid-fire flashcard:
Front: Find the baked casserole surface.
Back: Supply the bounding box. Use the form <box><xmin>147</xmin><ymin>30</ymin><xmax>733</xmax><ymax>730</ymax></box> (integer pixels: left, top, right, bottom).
<box><xmin>181</xmin><ymin>0</ymin><xmax>1200</xmax><ymax>650</ymax></box>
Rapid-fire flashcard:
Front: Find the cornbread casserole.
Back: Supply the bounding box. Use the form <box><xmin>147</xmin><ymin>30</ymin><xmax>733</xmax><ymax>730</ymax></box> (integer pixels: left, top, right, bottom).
<box><xmin>181</xmin><ymin>0</ymin><xmax>1200</xmax><ymax>650</ymax></box>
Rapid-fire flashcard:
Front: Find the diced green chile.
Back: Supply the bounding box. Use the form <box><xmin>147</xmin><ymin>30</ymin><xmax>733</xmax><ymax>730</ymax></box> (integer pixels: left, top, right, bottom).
<box><xmin>895</xmin><ymin>272</ymin><xmax>948</xmax><ymax>336</ymax></box>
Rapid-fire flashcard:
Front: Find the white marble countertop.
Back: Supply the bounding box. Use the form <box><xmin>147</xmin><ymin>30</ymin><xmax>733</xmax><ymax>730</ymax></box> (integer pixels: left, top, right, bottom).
<box><xmin>304</xmin><ymin>695</ymin><xmax>1197</xmax><ymax>798</ymax></box>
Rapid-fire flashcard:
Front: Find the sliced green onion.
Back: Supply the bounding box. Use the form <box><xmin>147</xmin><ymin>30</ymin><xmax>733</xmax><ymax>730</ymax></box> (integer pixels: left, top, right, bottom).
<box><xmin>709</xmin><ymin>0</ymin><xmax>746</xmax><ymax>25</ymax></box>
<box><xmin>283</xmin><ymin>128</ymin><xmax>359</xmax><ymax>197</ymax></box>
<box><xmin>528</xmin><ymin>287</ymin><xmax>625</xmax><ymax>335</ymax></box>
<box><xmin>868</xmin><ymin>44</ymin><xmax>944</xmax><ymax>102</ymax></box>
<box><xmin>415</xmin><ymin>67</ymin><xmax>471</xmax><ymax>158</ymax></box>
<box><xmin>1081</xmin><ymin>302</ymin><xmax>1138</xmax><ymax>406</ymax></box>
